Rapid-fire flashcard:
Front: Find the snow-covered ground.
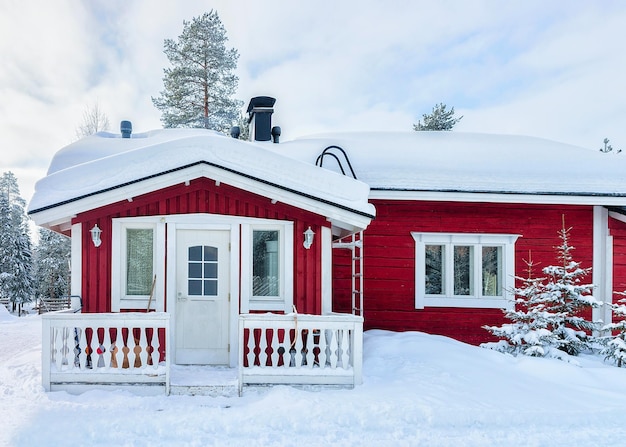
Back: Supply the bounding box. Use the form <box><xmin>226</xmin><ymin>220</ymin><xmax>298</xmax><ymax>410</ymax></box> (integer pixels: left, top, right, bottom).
<box><xmin>2</xmin><ymin>305</ymin><xmax>626</xmax><ymax>447</ymax></box>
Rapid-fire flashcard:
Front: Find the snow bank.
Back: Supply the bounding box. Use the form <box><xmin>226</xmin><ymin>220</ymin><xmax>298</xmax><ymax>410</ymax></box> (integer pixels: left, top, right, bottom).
<box><xmin>2</xmin><ymin>316</ymin><xmax>626</xmax><ymax>446</ymax></box>
<box><xmin>0</xmin><ymin>302</ymin><xmax>16</xmax><ymax>322</ymax></box>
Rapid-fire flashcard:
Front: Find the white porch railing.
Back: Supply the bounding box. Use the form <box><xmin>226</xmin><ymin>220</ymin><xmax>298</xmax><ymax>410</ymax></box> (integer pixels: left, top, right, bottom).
<box><xmin>42</xmin><ymin>312</ymin><xmax>170</xmax><ymax>395</ymax></box>
<box><xmin>238</xmin><ymin>313</ymin><xmax>363</xmax><ymax>395</ymax></box>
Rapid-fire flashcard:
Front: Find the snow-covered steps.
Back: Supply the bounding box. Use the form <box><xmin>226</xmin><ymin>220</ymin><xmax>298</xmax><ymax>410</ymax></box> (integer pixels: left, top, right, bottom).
<box><xmin>169</xmin><ymin>365</ymin><xmax>238</xmax><ymax>397</ymax></box>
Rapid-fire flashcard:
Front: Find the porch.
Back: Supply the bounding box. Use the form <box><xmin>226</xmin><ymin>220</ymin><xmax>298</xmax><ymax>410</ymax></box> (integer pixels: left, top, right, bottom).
<box><xmin>42</xmin><ymin>311</ymin><xmax>363</xmax><ymax>396</ymax></box>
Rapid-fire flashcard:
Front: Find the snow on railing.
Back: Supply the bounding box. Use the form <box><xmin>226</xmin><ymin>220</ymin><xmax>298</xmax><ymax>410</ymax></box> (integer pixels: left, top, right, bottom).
<box><xmin>42</xmin><ymin>312</ymin><xmax>170</xmax><ymax>395</ymax></box>
<box><xmin>238</xmin><ymin>312</ymin><xmax>363</xmax><ymax>395</ymax></box>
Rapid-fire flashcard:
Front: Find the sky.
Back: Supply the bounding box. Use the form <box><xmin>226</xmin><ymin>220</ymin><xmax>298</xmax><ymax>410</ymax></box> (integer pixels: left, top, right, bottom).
<box><xmin>2</xmin><ymin>0</ymin><xmax>626</xmax><ymax>206</ymax></box>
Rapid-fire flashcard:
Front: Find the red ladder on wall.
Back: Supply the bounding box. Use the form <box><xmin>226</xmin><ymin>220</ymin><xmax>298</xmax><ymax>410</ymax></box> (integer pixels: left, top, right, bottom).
<box><xmin>332</xmin><ymin>231</ymin><xmax>363</xmax><ymax>317</ymax></box>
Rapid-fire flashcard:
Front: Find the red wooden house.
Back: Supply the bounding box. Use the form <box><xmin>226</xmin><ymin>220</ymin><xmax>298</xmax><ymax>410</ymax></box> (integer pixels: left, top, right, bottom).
<box><xmin>30</xmin><ymin>96</ymin><xmax>626</xmax><ymax>394</ymax></box>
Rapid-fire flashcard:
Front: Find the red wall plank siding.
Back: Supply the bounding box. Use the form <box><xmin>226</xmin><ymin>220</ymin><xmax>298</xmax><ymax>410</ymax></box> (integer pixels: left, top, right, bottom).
<box><xmin>335</xmin><ymin>200</ymin><xmax>595</xmax><ymax>345</ymax></box>
<box><xmin>75</xmin><ymin>177</ymin><xmax>328</xmax><ymax>315</ymax></box>
<box><xmin>610</xmin><ymin>217</ymin><xmax>626</xmax><ymax>304</ymax></box>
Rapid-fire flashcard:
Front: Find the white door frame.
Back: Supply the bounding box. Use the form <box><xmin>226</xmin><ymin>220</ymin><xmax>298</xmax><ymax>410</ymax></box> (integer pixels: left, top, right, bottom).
<box><xmin>166</xmin><ymin>220</ymin><xmax>240</xmax><ymax>367</ymax></box>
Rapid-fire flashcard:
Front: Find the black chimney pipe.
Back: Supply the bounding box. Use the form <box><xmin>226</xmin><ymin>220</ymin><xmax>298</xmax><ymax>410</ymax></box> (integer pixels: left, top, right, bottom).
<box><xmin>247</xmin><ymin>96</ymin><xmax>276</xmax><ymax>142</ymax></box>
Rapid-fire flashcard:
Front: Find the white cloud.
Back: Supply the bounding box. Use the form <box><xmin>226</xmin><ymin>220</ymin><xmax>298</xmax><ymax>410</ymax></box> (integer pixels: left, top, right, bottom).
<box><xmin>2</xmin><ymin>0</ymin><xmax>626</xmax><ymax>204</ymax></box>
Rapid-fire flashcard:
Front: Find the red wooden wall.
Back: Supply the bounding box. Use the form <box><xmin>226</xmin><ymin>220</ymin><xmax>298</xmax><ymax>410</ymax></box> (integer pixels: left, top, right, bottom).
<box><xmin>74</xmin><ymin>177</ymin><xmax>328</xmax><ymax>315</ymax></box>
<box><xmin>609</xmin><ymin>216</ymin><xmax>626</xmax><ymax>304</ymax></box>
<box><xmin>334</xmin><ymin>200</ymin><xmax>595</xmax><ymax>345</ymax></box>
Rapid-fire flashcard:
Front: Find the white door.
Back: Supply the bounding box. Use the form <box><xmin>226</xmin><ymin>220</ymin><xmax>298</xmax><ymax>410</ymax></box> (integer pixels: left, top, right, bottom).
<box><xmin>175</xmin><ymin>229</ymin><xmax>230</xmax><ymax>364</ymax></box>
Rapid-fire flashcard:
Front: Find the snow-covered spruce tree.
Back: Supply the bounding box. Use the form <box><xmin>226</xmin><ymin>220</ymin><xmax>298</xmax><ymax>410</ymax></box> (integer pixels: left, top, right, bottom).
<box><xmin>601</xmin><ymin>292</ymin><xmax>626</xmax><ymax>367</ymax></box>
<box><xmin>413</xmin><ymin>103</ymin><xmax>463</xmax><ymax>131</ymax></box>
<box><xmin>483</xmin><ymin>223</ymin><xmax>600</xmax><ymax>358</ymax></box>
<box><xmin>541</xmin><ymin>224</ymin><xmax>600</xmax><ymax>355</ymax></box>
<box><xmin>33</xmin><ymin>228</ymin><xmax>71</xmax><ymax>303</ymax></box>
<box><xmin>483</xmin><ymin>256</ymin><xmax>563</xmax><ymax>357</ymax></box>
<box><xmin>0</xmin><ymin>172</ymin><xmax>33</xmax><ymax>314</ymax></box>
<box><xmin>152</xmin><ymin>10</ymin><xmax>243</xmax><ymax>132</ymax></box>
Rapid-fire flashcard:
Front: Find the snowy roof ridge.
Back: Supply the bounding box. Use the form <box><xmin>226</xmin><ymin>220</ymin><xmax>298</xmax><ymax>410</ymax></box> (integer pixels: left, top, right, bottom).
<box><xmin>28</xmin><ymin>129</ymin><xmax>375</xmax><ymax>221</ymax></box>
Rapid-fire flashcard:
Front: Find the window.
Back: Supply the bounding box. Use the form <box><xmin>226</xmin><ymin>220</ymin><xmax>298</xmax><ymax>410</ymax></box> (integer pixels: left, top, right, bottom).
<box><xmin>241</xmin><ymin>223</ymin><xmax>293</xmax><ymax>312</ymax></box>
<box><xmin>187</xmin><ymin>245</ymin><xmax>218</xmax><ymax>296</ymax></box>
<box><xmin>112</xmin><ymin>219</ymin><xmax>164</xmax><ymax>311</ymax></box>
<box><xmin>126</xmin><ymin>228</ymin><xmax>154</xmax><ymax>295</ymax></box>
<box><xmin>413</xmin><ymin>233</ymin><xmax>518</xmax><ymax>309</ymax></box>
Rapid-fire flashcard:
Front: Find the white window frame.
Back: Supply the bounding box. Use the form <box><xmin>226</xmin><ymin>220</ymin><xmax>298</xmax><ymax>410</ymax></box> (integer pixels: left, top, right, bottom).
<box><xmin>412</xmin><ymin>232</ymin><xmax>518</xmax><ymax>309</ymax></box>
<box><xmin>241</xmin><ymin>222</ymin><xmax>294</xmax><ymax>312</ymax></box>
<box><xmin>112</xmin><ymin>218</ymin><xmax>165</xmax><ymax>311</ymax></box>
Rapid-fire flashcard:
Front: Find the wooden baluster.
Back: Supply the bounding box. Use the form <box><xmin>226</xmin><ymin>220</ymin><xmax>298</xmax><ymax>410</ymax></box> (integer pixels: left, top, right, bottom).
<box><xmin>61</xmin><ymin>327</ymin><xmax>70</xmax><ymax>368</ymax></box>
<box><xmin>318</xmin><ymin>329</ymin><xmax>327</xmax><ymax>369</ymax></box>
<box><xmin>294</xmin><ymin>328</ymin><xmax>304</xmax><ymax>368</ymax></box>
<box><xmin>257</xmin><ymin>328</ymin><xmax>267</xmax><ymax>368</ymax></box>
<box><xmin>284</xmin><ymin>329</ymin><xmax>293</xmax><ymax>369</ymax></box>
<box><xmin>110</xmin><ymin>327</ymin><xmax>119</xmax><ymax>369</ymax></box>
<box><xmin>246</xmin><ymin>328</ymin><xmax>256</xmax><ymax>367</ymax></box>
<box><xmin>102</xmin><ymin>327</ymin><xmax>112</xmax><ymax>369</ymax></box>
<box><xmin>328</xmin><ymin>330</ymin><xmax>338</xmax><ymax>369</ymax></box>
<box><xmin>52</xmin><ymin>328</ymin><xmax>62</xmax><ymax>371</ymax></box>
<box><xmin>305</xmin><ymin>329</ymin><xmax>314</xmax><ymax>368</ymax></box>
<box><xmin>138</xmin><ymin>327</ymin><xmax>148</xmax><ymax>369</ymax></box>
<box><xmin>77</xmin><ymin>327</ymin><xmax>88</xmax><ymax>369</ymax></box>
<box><xmin>340</xmin><ymin>329</ymin><xmax>350</xmax><ymax>369</ymax></box>
<box><xmin>150</xmin><ymin>328</ymin><xmax>160</xmax><ymax>369</ymax></box>
<box><xmin>270</xmin><ymin>329</ymin><xmax>280</xmax><ymax>368</ymax></box>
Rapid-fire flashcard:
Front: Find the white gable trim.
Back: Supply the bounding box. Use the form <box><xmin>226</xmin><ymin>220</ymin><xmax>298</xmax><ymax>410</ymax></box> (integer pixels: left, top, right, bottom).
<box><xmin>30</xmin><ymin>163</ymin><xmax>373</xmax><ymax>234</ymax></box>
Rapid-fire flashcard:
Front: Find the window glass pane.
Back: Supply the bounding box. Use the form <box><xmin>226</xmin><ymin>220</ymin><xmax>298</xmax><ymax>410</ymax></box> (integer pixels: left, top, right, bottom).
<box><xmin>188</xmin><ymin>263</ymin><xmax>202</xmax><ymax>279</ymax></box>
<box><xmin>425</xmin><ymin>245</ymin><xmax>445</xmax><ymax>294</ymax></box>
<box><xmin>204</xmin><ymin>246</ymin><xmax>218</xmax><ymax>262</ymax></box>
<box><xmin>126</xmin><ymin>229</ymin><xmax>153</xmax><ymax>295</ymax></box>
<box><xmin>253</xmin><ymin>230</ymin><xmax>280</xmax><ymax>296</ymax></box>
<box><xmin>188</xmin><ymin>246</ymin><xmax>202</xmax><ymax>261</ymax></box>
<box><xmin>204</xmin><ymin>280</ymin><xmax>217</xmax><ymax>296</ymax></box>
<box><xmin>454</xmin><ymin>245</ymin><xmax>474</xmax><ymax>296</ymax></box>
<box><xmin>482</xmin><ymin>246</ymin><xmax>502</xmax><ymax>296</ymax></box>
<box><xmin>204</xmin><ymin>263</ymin><xmax>217</xmax><ymax>279</ymax></box>
<box><xmin>188</xmin><ymin>280</ymin><xmax>202</xmax><ymax>295</ymax></box>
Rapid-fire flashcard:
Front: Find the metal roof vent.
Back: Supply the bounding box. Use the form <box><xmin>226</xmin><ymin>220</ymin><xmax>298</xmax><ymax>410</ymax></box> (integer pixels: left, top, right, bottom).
<box><xmin>120</xmin><ymin>120</ymin><xmax>132</xmax><ymax>138</ymax></box>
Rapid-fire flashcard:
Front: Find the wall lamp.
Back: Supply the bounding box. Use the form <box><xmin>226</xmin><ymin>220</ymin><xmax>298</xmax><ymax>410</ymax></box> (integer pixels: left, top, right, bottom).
<box><xmin>90</xmin><ymin>224</ymin><xmax>102</xmax><ymax>248</ymax></box>
<box><xmin>303</xmin><ymin>226</ymin><xmax>315</xmax><ymax>249</ymax></box>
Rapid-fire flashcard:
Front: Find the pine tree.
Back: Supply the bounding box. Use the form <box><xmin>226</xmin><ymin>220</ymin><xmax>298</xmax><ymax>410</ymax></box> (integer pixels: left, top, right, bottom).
<box><xmin>33</xmin><ymin>228</ymin><xmax>71</xmax><ymax>303</ymax></box>
<box><xmin>152</xmin><ymin>11</ymin><xmax>242</xmax><ymax>132</ymax></box>
<box><xmin>0</xmin><ymin>172</ymin><xmax>33</xmax><ymax>314</ymax></box>
<box><xmin>413</xmin><ymin>103</ymin><xmax>463</xmax><ymax>131</ymax></box>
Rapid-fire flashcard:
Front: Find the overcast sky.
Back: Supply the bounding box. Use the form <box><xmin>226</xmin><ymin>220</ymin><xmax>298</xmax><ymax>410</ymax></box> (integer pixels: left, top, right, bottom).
<box><xmin>2</xmin><ymin>1</ymin><xmax>626</xmax><ymax>205</ymax></box>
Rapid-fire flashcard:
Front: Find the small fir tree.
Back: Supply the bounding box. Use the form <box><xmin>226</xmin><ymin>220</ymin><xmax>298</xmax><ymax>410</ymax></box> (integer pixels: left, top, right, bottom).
<box><xmin>413</xmin><ymin>103</ymin><xmax>463</xmax><ymax>131</ymax></box>
<box><xmin>601</xmin><ymin>292</ymin><xmax>626</xmax><ymax>367</ymax></box>
<box><xmin>483</xmin><ymin>255</ymin><xmax>563</xmax><ymax>357</ymax></box>
<box><xmin>541</xmin><ymin>223</ymin><xmax>600</xmax><ymax>355</ymax></box>
<box><xmin>483</xmin><ymin>221</ymin><xmax>600</xmax><ymax>358</ymax></box>
<box><xmin>152</xmin><ymin>11</ymin><xmax>243</xmax><ymax>132</ymax></box>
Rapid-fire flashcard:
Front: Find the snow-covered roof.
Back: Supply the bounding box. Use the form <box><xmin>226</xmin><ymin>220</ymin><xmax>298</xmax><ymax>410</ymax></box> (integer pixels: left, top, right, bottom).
<box><xmin>28</xmin><ymin>129</ymin><xmax>375</xmax><ymax>232</ymax></box>
<box><xmin>266</xmin><ymin>132</ymin><xmax>626</xmax><ymax>201</ymax></box>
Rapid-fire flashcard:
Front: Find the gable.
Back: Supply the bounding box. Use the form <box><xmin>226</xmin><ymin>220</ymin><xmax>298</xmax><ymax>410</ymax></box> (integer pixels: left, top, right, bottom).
<box><xmin>28</xmin><ymin>129</ymin><xmax>375</xmax><ymax>235</ymax></box>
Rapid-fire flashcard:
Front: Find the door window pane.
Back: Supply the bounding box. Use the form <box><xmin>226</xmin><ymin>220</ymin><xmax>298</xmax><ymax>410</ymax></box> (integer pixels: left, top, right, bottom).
<box><xmin>425</xmin><ymin>245</ymin><xmax>445</xmax><ymax>294</ymax></box>
<box><xmin>126</xmin><ymin>229</ymin><xmax>154</xmax><ymax>295</ymax></box>
<box><xmin>482</xmin><ymin>246</ymin><xmax>502</xmax><ymax>296</ymax></box>
<box><xmin>453</xmin><ymin>245</ymin><xmax>474</xmax><ymax>296</ymax></box>
<box><xmin>253</xmin><ymin>230</ymin><xmax>280</xmax><ymax>296</ymax></box>
<box><xmin>188</xmin><ymin>245</ymin><xmax>218</xmax><ymax>296</ymax></box>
